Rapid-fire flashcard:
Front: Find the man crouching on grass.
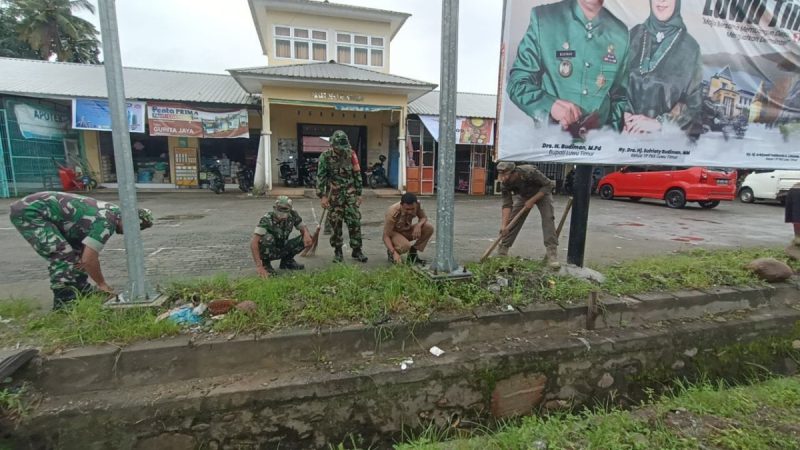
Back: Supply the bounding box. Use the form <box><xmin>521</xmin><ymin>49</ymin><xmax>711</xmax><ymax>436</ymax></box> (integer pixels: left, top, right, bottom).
<box><xmin>383</xmin><ymin>192</ymin><xmax>434</xmax><ymax>264</ymax></box>
<box><xmin>250</xmin><ymin>196</ymin><xmax>312</xmax><ymax>278</ymax></box>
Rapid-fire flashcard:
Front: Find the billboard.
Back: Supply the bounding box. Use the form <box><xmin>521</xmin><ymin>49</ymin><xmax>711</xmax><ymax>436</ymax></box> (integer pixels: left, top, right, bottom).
<box><xmin>72</xmin><ymin>99</ymin><xmax>146</xmax><ymax>133</ymax></box>
<box><xmin>498</xmin><ymin>0</ymin><xmax>800</xmax><ymax>169</ymax></box>
<box><xmin>147</xmin><ymin>103</ymin><xmax>250</xmax><ymax>138</ymax></box>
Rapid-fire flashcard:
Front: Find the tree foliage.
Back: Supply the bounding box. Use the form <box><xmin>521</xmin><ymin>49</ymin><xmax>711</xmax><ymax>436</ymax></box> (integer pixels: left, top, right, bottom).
<box><xmin>1</xmin><ymin>0</ymin><xmax>100</xmax><ymax>63</ymax></box>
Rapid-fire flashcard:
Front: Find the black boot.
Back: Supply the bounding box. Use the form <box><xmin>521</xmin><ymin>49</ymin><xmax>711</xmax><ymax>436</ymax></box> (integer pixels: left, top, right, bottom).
<box><xmin>408</xmin><ymin>246</ymin><xmax>427</xmax><ymax>265</ymax></box>
<box><xmin>333</xmin><ymin>247</ymin><xmax>344</xmax><ymax>263</ymax></box>
<box><xmin>387</xmin><ymin>249</ymin><xmax>395</xmax><ymax>263</ymax></box>
<box><xmin>279</xmin><ymin>257</ymin><xmax>304</xmax><ymax>270</ymax></box>
<box><xmin>352</xmin><ymin>248</ymin><xmax>368</xmax><ymax>263</ymax></box>
<box><xmin>52</xmin><ymin>287</ymin><xmax>77</xmax><ymax>311</ymax></box>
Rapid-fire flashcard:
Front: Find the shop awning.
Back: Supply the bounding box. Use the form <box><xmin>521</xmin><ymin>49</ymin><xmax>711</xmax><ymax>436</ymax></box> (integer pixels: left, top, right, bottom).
<box><xmin>418</xmin><ymin>114</ymin><xmax>495</xmax><ymax>146</ymax></box>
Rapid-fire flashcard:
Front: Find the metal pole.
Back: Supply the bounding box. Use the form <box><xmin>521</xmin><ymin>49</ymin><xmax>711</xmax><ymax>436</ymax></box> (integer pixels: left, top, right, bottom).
<box><xmin>566</xmin><ymin>165</ymin><xmax>592</xmax><ymax>267</ymax></box>
<box><xmin>433</xmin><ymin>0</ymin><xmax>459</xmax><ymax>273</ymax></box>
<box><xmin>98</xmin><ymin>0</ymin><xmax>152</xmax><ymax>300</ymax></box>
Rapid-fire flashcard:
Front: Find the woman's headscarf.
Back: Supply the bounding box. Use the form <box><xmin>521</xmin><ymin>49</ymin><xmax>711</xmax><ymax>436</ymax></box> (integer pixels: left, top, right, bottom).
<box><xmin>641</xmin><ymin>0</ymin><xmax>685</xmax><ymax>72</ymax></box>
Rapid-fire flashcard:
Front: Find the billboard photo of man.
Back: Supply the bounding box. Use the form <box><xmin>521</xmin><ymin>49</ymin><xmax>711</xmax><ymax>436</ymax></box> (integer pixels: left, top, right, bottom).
<box><xmin>506</xmin><ymin>0</ymin><xmax>631</xmax><ymax>138</ymax></box>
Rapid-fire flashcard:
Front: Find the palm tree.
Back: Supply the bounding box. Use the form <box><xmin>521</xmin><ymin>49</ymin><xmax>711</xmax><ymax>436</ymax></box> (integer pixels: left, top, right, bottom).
<box><xmin>6</xmin><ymin>0</ymin><xmax>100</xmax><ymax>62</ymax></box>
<box><xmin>0</xmin><ymin>7</ymin><xmax>37</xmax><ymax>58</ymax></box>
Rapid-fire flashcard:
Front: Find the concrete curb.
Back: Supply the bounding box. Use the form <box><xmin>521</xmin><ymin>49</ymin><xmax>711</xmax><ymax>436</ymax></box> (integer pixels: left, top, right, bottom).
<box><xmin>21</xmin><ymin>283</ymin><xmax>800</xmax><ymax>396</ymax></box>
<box><xmin>17</xmin><ymin>307</ymin><xmax>800</xmax><ymax>450</ymax></box>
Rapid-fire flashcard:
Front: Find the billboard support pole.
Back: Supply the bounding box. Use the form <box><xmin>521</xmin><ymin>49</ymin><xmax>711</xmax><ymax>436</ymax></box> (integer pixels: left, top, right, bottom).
<box><xmin>432</xmin><ymin>0</ymin><xmax>459</xmax><ymax>274</ymax></box>
<box><xmin>98</xmin><ymin>0</ymin><xmax>154</xmax><ymax>302</ymax></box>
<box><xmin>566</xmin><ymin>165</ymin><xmax>592</xmax><ymax>267</ymax></box>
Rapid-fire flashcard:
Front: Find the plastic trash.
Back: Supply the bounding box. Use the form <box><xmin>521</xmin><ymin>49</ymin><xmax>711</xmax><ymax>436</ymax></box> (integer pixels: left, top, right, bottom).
<box><xmin>168</xmin><ymin>306</ymin><xmax>203</xmax><ymax>325</ymax></box>
<box><xmin>429</xmin><ymin>346</ymin><xmax>445</xmax><ymax>357</ymax></box>
<box><xmin>400</xmin><ymin>358</ymin><xmax>414</xmax><ymax>371</ymax></box>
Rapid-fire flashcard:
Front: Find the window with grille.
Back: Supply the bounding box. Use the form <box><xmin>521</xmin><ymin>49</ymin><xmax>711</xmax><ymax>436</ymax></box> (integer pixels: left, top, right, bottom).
<box><xmin>335</xmin><ymin>32</ymin><xmax>385</xmax><ymax>67</ymax></box>
<box><xmin>273</xmin><ymin>25</ymin><xmax>327</xmax><ymax>61</ymax></box>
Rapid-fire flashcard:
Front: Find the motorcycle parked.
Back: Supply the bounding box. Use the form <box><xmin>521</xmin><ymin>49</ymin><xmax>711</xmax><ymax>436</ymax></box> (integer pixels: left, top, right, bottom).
<box><xmin>301</xmin><ymin>157</ymin><xmax>318</xmax><ymax>188</ymax></box>
<box><xmin>278</xmin><ymin>156</ymin><xmax>301</xmax><ymax>187</ymax></box>
<box><xmin>367</xmin><ymin>154</ymin><xmax>390</xmax><ymax>189</ymax></box>
<box><xmin>207</xmin><ymin>161</ymin><xmax>225</xmax><ymax>194</ymax></box>
<box><xmin>238</xmin><ymin>166</ymin><xmax>254</xmax><ymax>192</ymax></box>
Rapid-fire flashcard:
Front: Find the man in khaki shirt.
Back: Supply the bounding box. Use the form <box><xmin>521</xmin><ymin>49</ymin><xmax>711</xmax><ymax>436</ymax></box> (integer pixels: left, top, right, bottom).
<box><xmin>383</xmin><ymin>193</ymin><xmax>434</xmax><ymax>264</ymax></box>
<box><xmin>496</xmin><ymin>161</ymin><xmax>559</xmax><ymax>268</ymax></box>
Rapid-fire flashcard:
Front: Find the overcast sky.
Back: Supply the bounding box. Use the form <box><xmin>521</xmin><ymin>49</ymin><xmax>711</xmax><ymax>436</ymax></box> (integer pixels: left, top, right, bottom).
<box><xmin>76</xmin><ymin>0</ymin><xmax>503</xmax><ymax>94</ymax></box>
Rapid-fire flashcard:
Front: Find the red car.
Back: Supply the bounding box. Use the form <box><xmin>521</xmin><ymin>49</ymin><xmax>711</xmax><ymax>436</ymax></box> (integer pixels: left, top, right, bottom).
<box><xmin>596</xmin><ymin>166</ymin><xmax>737</xmax><ymax>209</ymax></box>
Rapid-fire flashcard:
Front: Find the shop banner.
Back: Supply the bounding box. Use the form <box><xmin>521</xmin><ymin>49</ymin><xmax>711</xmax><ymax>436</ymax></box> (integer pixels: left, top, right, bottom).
<box><xmin>13</xmin><ymin>102</ymin><xmax>69</xmax><ymax>140</ymax></box>
<box><xmin>72</xmin><ymin>99</ymin><xmax>146</xmax><ymax>133</ymax></box>
<box><xmin>498</xmin><ymin>0</ymin><xmax>800</xmax><ymax>169</ymax></box>
<box><xmin>418</xmin><ymin>115</ymin><xmax>495</xmax><ymax>145</ymax></box>
<box><xmin>147</xmin><ymin>103</ymin><xmax>249</xmax><ymax>138</ymax></box>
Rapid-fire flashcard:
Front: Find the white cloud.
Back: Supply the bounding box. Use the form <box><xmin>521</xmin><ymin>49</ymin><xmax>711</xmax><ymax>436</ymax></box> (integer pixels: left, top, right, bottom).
<box><xmin>77</xmin><ymin>0</ymin><xmax>502</xmax><ymax>94</ymax></box>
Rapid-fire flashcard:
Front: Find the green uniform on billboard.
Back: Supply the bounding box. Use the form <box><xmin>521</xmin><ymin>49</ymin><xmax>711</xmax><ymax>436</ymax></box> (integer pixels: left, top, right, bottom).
<box><xmin>9</xmin><ymin>191</ymin><xmax>153</xmax><ymax>309</ymax></box>
<box><xmin>316</xmin><ymin>130</ymin><xmax>368</xmax><ymax>263</ymax></box>
<box><xmin>252</xmin><ymin>196</ymin><xmax>307</xmax><ymax>274</ymax></box>
<box><xmin>507</xmin><ymin>0</ymin><xmax>631</xmax><ymax>133</ymax></box>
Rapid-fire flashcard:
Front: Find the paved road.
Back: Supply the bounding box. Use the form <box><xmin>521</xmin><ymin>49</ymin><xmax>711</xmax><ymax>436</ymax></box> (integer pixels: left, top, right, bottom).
<box><xmin>0</xmin><ymin>190</ymin><xmax>788</xmax><ymax>309</ymax></box>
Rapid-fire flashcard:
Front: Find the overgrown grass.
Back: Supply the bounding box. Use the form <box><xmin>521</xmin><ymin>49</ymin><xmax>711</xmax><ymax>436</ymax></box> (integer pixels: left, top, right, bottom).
<box><xmin>602</xmin><ymin>247</ymin><xmax>799</xmax><ymax>296</ymax></box>
<box><xmin>8</xmin><ymin>295</ymin><xmax>181</xmax><ymax>349</ymax></box>
<box><xmin>1</xmin><ymin>247</ymin><xmax>796</xmax><ymax>349</ymax></box>
<box><xmin>0</xmin><ymin>386</ymin><xmax>28</xmax><ymax>421</ymax></box>
<box><xmin>396</xmin><ymin>376</ymin><xmax>800</xmax><ymax>450</ymax></box>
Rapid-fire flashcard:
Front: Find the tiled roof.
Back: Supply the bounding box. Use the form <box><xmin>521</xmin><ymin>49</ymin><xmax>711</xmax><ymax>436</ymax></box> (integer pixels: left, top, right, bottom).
<box><xmin>0</xmin><ymin>57</ymin><xmax>254</xmax><ymax>105</ymax></box>
<box><xmin>229</xmin><ymin>61</ymin><xmax>436</xmax><ymax>88</ymax></box>
<box><xmin>409</xmin><ymin>90</ymin><xmax>497</xmax><ymax>118</ymax></box>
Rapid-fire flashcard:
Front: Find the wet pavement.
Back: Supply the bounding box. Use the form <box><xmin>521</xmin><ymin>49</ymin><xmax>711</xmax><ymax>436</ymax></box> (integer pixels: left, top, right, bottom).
<box><xmin>0</xmin><ymin>190</ymin><xmax>788</xmax><ymax>309</ymax></box>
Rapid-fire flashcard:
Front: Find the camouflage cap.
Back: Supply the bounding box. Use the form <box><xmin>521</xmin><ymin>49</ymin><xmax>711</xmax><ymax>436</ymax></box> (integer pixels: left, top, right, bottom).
<box><xmin>331</xmin><ymin>130</ymin><xmax>350</xmax><ymax>149</ymax></box>
<box><xmin>138</xmin><ymin>208</ymin><xmax>154</xmax><ymax>230</ymax></box>
<box><xmin>273</xmin><ymin>195</ymin><xmax>292</xmax><ymax>218</ymax></box>
<box><xmin>496</xmin><ymin>161</ymin><xmax>516</xmax><ymax>173</ymax></box>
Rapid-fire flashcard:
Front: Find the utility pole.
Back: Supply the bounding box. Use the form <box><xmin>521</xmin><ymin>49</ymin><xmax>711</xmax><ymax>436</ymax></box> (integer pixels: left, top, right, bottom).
<box><xmin>433</xmin><ymin>0</ymin><xmax>459</xmax><ymax>274</ymax></box>
<box><xmin>98</xmin><ymin>0</ymin><xmax>154</xmax><ymax>301</ymax></box>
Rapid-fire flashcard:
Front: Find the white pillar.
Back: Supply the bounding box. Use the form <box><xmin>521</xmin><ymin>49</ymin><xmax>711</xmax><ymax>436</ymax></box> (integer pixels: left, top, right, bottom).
<box><xmin>254</xmin><ymin>134</ymin><xmax>266</xmax><ymax>194</ymax></box>
<box><xmin>264</xmin><ymin>131</ymin><xmax>272</xmax><ymax>191</ymax></box>
<box><xmin>398</xmin><ymin>106</ymin><xmax>407</xmax><ymax>192</ymax></box>
<box><xmin>254</xmin><ymin>96</ymin><xmax>272</xmax><ymax>195</ymax></box>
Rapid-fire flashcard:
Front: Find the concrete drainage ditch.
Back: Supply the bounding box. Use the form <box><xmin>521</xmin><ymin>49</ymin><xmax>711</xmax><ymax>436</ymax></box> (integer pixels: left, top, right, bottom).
<box><xmin>4</xmin><ymin>283</ymin><xmax>800</xmax><ymax>449</ymax></box>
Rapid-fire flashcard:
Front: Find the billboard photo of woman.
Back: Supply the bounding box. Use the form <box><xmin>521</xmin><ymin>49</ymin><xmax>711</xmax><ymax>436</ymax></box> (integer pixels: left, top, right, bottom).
<box><xmin>623</xmin><ymin>0</ymin><xmax>703</xmax><ymax>138</ymax></box>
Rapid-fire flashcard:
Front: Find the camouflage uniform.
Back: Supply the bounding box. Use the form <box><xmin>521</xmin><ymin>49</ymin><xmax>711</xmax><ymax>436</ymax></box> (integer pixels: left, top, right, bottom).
<box><xmin>253</xmin><ymin>197</ymin><xmax>306</xmax><ymax>270</ymax></box>
<box><xmin>316</xmin><ymin>130</ymin><xmax>367</xmax><ymax>262</ymax></box>
<box><xmin>9</xmin><ymin>191</ymin><xmax>152</xmax><ymax>307</ymax></box>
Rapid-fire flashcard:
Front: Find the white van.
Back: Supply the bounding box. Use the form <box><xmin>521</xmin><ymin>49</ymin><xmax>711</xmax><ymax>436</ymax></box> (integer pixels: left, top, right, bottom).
<box><xmin>739</xmin><ymin>170</ymin><xmax>800</xmax><ymax>203</ymax></box>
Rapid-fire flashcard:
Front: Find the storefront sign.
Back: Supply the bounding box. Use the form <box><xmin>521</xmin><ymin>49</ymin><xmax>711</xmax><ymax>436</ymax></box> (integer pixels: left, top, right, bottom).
<box><xmin>311</xmin><ymin>91</ymin><xmax>364</xmax><ymax>102</ymax></box>
<box><xmin>418</xmin><ymin>115</ymin><xmax>495</xmax><ymax>145</ymax></box>
<box><xmin>13</xmin><ymin>102</ymin><xmax>69</xmax><ymax>140</ymax></box>
<box><xmin>72</xmin><ymin>99</ymin><xmax>146</xmax><ymax>133</ymax></box>
<box><xmin>173</xmin><ymin>147</ymin><xmax>198</xmax><ymax>187</ymax></box>
<box><xmin>147</xmin><ymin>103</ymin><xmax>249</xmax><ymax>139</ymax></box>
<box><xmin>333</xmin><ymin>103</ymin><xmax>399</xmax><ymax>112</ymax></box>
<box><xmin>498</xmin><ymin>0</ymin><xmax>800</xmax><ymax>169</ymax></box>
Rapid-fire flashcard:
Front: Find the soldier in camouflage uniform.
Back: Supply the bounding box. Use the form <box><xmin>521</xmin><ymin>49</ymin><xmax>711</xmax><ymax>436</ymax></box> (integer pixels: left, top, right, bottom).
<box><xmin>496</xmin><ymin>162</ymin><xmax>560</xmax><ymax>268</ymax></box>
<box><xmin>9</xmin><ymin>191</ymin><xmax>154</xmax><ymax>309</ymax></box>
<box><xmin>317</xmin><ymin>130</ymin><xmax>368</xmax><ymax>263</ymax></box>
<box><xmin>250</xmin><ymin>196</ymin><xmax>312</xmax><ymax>278</ymax></box>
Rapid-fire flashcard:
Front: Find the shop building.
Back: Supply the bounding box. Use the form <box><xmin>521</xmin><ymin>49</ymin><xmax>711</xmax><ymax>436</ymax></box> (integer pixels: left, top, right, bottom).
<box><xmin>232</xmin><ymin>0</ymin><xmax>437</xmax><ymax>192</ymax></box>
<box><xmin>0</xmin><ymin>0</ymin><xmax>524</xmax><ymax>198</ymax></box>
<box><xmin>0</xmin><ymin>57</ymin><xmax>259</xmax><ymax>196</ymax></box>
